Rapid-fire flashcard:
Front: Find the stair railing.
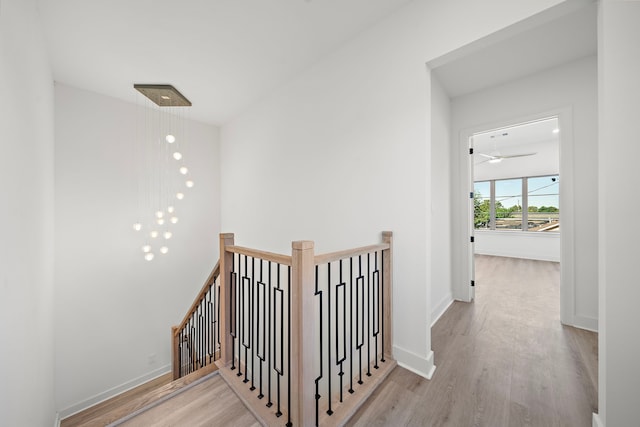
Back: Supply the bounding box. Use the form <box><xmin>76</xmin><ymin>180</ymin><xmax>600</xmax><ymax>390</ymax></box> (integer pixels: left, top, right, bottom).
<box><xmin>171</xmin><ymin>261</ymin><xmax>221</xmax><ymax>380</ymax></box>
<box><xmin>216</xmin><ymin>231</ymin><xmax>395</xmax><ymax>426</ymax></box>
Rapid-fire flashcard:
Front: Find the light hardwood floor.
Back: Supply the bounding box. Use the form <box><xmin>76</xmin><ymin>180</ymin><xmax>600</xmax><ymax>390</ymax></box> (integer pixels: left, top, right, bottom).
<box><xmin>115</xmin><ymin>373</ymin><xmax>259</xmax><ymax>427</ymax></box>
<box><xmin>347</xmin><ymin>255</ymin><xmax>598</xmax><ymax>427</ymax></box>
<box><xmin>63</xmin><ymin>255</ymin><xmax>597</xmax><ymax>426</ymax></box>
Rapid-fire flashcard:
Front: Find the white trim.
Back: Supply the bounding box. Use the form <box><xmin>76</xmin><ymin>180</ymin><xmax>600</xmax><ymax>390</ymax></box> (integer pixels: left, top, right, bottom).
<box><xmin>431</xmin><ymin>295</ymin><xmax>454</xmax><ymax>327</ymax></box>
<box><xmin>393</xmin><ymin>346</ymin><xmax>436</xmax><ymax>380</ymax></box>
<box><xmin>54</xmin><ymin>413</ymin><xmax>60</xmax><ymax>427</ymax></box>
<box><xmin>57</xmin><ymin>364</ymin><xmax>171</xmax><ymax>421</ymax></box>
<box><xmin>592</xmin><ymin>412</ymin><xmax>604</xmax><ymax>427</ymax></box>
<box><xmin>571</xmin><ymin>315</ymin><xmax>598</xmax><ymax>333</ymax></box>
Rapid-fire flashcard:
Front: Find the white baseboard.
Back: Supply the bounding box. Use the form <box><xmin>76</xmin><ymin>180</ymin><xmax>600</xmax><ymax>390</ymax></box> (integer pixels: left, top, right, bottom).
<box><xmin>54</xmin><ymin>413</ymin><xmax>60</xmax><ymax>427</ymax></box>
<box><xmin>475</xmin><ymin>249</ymin><xmax>560</xmax><ymax>263</ymax></box>
<box><xmin>431</xmin><ymin>294</ymin><xmax>454</xmax><ymax>327</ymax></box>
<box><xmin>57</xmin><ymin>364</ymin><xmax>171</xmax><ymax>421</ymax></box>
<box><xmin>393</xmin><ymin>345</ymin><xmax>436</xmax><ymax>380</ymax></box>
<box><xmin>593</xmin><ymin>412</ymin><xmax>604</xmax><ymax>427</ymax></box>
<box><xmin>570</xmin><ymin>315</ymin><xmax>598</xmax><ymax>333</ymax></box>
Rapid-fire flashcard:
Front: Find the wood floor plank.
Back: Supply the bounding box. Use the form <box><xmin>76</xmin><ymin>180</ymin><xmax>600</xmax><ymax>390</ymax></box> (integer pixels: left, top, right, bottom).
<box><xmin>347</xmin><ymin>255</ymin><xmax>597</xmax><ymax>427</ymax></box>
<box><xmin>116</xmin><ymin>374</ymin><xmax>258</xmax><ymax>427</ymax></box>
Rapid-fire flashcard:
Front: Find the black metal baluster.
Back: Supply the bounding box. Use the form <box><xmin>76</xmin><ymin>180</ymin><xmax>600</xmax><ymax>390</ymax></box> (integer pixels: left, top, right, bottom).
<box><xmin>327</xmin><ymin>262</ymin><xmax>333</xmax><ymax>416</ymax></box>
<box><xmin>357</xmin><ymin>255</ymin><xmax>364</xmax><ymax>385</ymax></box>
<box><xmin>257</xmin><ymin>260</ymin><xmax>265</xmax><ymax>399</ymax></box>
<box><xmin>314</xmin><ymin>264</ymin><xmax>323</xmax><ymax>427</ymax></box>
<box><xmin>190</xmin><ymin>318</ymin><xmax>196</xmax><ymax>374</ymax></box>
<box><xmin>205</xmin><ymin>287</ymin><xmax>209</xmax><ymax>363</ymax></box>
<box><xmin>199</xmin><ymin>304</ymin><xmax>203</xmax><ymax>368</ymax></box>
<box><xmin>373</xmin><ymin>252</ymin><xmax>380</xmax><ymax>369</ymax></box>
<box><xmin>381</xmin><ymin>250</ymin><xmax>385</xmax><ymax>363</ymax></box>
<box><xmin>217</xmin><ymin>281</ymin><xmax>221</xmax><ymax>360</ymax></box>
<box><xmin>207</xmin><ymin>286</ymin><xmax>212</xmax><ymax>363</ymax></box>
<box><xmin>367</xmin><ymin>253</ymin><xmax>371</xmax><ymax>377</ymax></box>
<box><xmin>349</xmin><ymin>257</ymin><xmax>354</xmax><ymax>394</ymax></box>
<box><xmin>230</xmin><ymin>253</ymin><xmax>237</xmax><ymax>371</ymax></box>
<box><xmin>206</xmin><ymin>286</ymin><xmax>216</xmax><ymax>364</ymax></box>
<box><xmin>178</xmin><ymin>328</ymin><xmax>183</xmax><ymax>376</ymax></box>
<box><xmin>241</xmin><ymin>255</ymin><xmax>249</xmax><ymax>381</ymax></box>
<box><xmin>250</xmin><ymin>256</ymin><xmax>256</xmax><ymax>390</ymax></box>
<box><xmin>336</xmin><ymin>260</ymin><xmax>346</xmax><ymax>403</ymax></box>
<box><xmin>211</xmin><ymin>284</ymin><xmax>215</xmax><ymax>363</ymax></box>
<box><xmin>274</xmin><ymin>265</ymin><xmax>283</xmax><ymax>417</ymax></box>
<box><xmin>267</xmin><ymin>261</ymin><xmax>273</xmax><ymax>408</ymax></box>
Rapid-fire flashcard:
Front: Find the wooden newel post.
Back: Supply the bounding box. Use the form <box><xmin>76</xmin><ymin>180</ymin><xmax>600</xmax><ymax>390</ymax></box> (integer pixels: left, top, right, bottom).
<box><xmin>382</xmin><ymin>231</ymin><xmax>393</xmax><ymax>359</ymax></box>
<box><xmin>291</xmin><ymin>240</ymin><xmax>315</xmax><ymax>426</ymax></box>
<box><xmin>218</xmin><ymin>233</ymin><xmax>235</xmax><ymax>366</ymax></box>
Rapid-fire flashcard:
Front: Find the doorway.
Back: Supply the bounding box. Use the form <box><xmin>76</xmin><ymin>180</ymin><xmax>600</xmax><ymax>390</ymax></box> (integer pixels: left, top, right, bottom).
<box><xmin>468</xmin><ymin>116</ymin><xmax>562</xmax><ymax>309</ymax></box>
<box><xmin>458</xmin><ymin>109</ymin><xmax>574</xmax><ymax>324</ymax></box>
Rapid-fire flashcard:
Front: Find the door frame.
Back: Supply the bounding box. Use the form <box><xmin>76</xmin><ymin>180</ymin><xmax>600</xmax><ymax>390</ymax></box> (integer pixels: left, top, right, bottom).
<box><xmin>458</xmin><ymin>107</ymin><xmax>574</xmax><ymax>325</ymax></box>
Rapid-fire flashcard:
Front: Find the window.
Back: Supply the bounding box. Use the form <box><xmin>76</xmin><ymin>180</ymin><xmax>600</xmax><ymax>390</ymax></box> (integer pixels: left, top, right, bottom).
<box><xmin>474</xmin><ymin>175</ymin><xmax>559</xmax><ymax>232</ymax></box>
<box><xmin>495</xmin><ymin>178</ymin><xmax>523</xmax><ymax>230</ymax></box>
<box><xmin>474</xmin><ymin>181</ymin><xmax>491</xmax><ymax>229</ymax></box>
<box><xmin>527</xmin><ymin>175</ymin><xmax>560</xmax><ymax>231</ymax></box>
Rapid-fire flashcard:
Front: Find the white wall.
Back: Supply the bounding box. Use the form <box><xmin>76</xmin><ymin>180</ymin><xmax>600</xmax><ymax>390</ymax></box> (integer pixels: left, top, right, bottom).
<box><xmin>0</xmin><ymin>0</ymin><xmax>56</xmax><ymax>425</ymax></box>
<box><xmin>451</xmin><ymin>55</ymin><xmax>598</xmax><ymax>330</ymax></box>
<box><xmin>220</xmin><ymin>0</ymin><xmax>566</xmax><ymax>377</ymax></box>
<box><xmin>54</xmin><ymin>84</ymin><xmax>221</xmax><ymax>417</ymax></box>
<box><xmin>597</xmin><ymin>2</ymin><xmax>640</xmax><ymax>425</ymax></box>
<box><xmin>430</xmin><ymin>75</ymin><xmax>454</xmax><ymax>323</ymax></box>
<box><xmin>475</xmin><ymin>231</ymin><xmax>560</xmax><ymax>262</ymax></box>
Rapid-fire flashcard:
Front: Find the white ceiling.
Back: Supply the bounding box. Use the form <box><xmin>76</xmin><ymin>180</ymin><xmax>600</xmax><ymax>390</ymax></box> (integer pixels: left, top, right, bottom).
<box><xmin>37</xmin><ymin>0</ymin><xmax>414</xmax><ymax>125</ymax></box>
<box><xmin>431</xmin><ymin>2</ymin><xmax>597</xmax><ymax>98</ymax></box>
<box><xmin>473</xmin><ymin>118</ymin><xmax>560</xmax><ymax>182</ymax></box>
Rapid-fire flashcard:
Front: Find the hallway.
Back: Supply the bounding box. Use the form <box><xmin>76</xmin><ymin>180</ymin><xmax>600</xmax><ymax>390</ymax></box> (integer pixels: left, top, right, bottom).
<box><xmin>348</xmin><ymin>255</ymin><xmax>597</xmax><ymax>426</ymax></box>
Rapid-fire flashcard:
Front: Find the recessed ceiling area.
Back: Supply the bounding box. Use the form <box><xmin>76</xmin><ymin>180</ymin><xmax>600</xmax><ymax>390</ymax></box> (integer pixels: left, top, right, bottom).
<box><xmin>428</xmin><ymin>2</ymin><xmax>596</xmax><ymax>182</ymax></box>
<box><xmin>37</xmin><ymin>0</ymin><xmax>415</xmax><ymax>125</ymax></box>
<box><xmin>430</xmin><ymin>2</ymin><xmax>597</xmax><ymax>98</ymax></box>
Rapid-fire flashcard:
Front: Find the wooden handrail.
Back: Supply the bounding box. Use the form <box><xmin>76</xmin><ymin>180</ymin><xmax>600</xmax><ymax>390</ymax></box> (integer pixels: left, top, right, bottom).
<box><xmin>314</xmin><ymin>242</ymin><xmax>390</xmax><ymax>265</ymax></box>
<box><xmin>225</xmin><ymin>244</ymin><xmax>292</xmax><ymax>266</ymax></box>
<box><xmin>173</xmin><ymin>260</ymin><xmax>220</xmax><ymax>335</ymax></box>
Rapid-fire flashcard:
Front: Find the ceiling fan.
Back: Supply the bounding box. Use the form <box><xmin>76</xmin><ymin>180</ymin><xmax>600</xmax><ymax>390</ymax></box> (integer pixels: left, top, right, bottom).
<box><xmin>475</xmin><ymin>152</ymin><xmax>537</xmax><ymax>165</ymax></box>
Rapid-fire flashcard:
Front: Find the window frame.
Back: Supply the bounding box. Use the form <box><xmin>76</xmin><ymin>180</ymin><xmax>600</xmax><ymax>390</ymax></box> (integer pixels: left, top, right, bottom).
<box><xmin>474</xmin><ymin>174</ymin><xmax>559</xmax><ymax>232</ymax></box>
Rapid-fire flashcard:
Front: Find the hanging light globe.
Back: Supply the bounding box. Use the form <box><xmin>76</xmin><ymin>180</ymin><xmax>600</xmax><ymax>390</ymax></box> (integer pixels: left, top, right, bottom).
<box><xmin>155</xmin><ymin>211</ymin><xmax>164</xmax><ymax>218</ymax></box>
<box><xmin>142</xmin><ymin>245</ymin><xmax>151</xmax><ymax>253</ymax></box>
<box><xmin>165</xmin><ymin>134</ymin><xmax>176</xmax><ymax>143</ymax></box>
<box><xmin>150</xmin><ymin>230</ymin><xmax>159</xmax><ymax>238</ymax></box>
<box><xmin>170</xmin><ymin>216</ymin><xmax>179</xmax><ymax>224</ymax></box>
<box><xmin>160</xmin><ymin>246</ymin><xmax>169</xmax><ymax>254</ymax></box>
<box><xmin>176</xmin><ymin>192</ymin><xmax>184</xmax><ymax>200</ymax></box>
<box><xmin>163</xmin><ymin>231</ymin><xmax>172</xmax><ymax>239</ymax></box>
<box><xmin>144</xmin><ymin>252</ymin><xmax>155</xmax><ymax>261</ymax></box>
<box><xmin>179</xmin><ymin>166</ymin><xmax>188</xmax><ymax>175</ymax></box>
<box><xmin>133</xmin><ymin>222</ymin><xmax>142</xmax><ymax>231</ymax></box>
<box><xmin>185</xmin><ymin>180</ymin><xmax>194</xmax><ymax>188</ymax></box>
<box><xmin>173</xmin><ymin>152</ymin><xmax>182</xmax><ymax>160</ymax></box>
<box><xmin>167</xmin><ymin>205</ymin><xmax>175</xmax><ymax>213</ymax></box>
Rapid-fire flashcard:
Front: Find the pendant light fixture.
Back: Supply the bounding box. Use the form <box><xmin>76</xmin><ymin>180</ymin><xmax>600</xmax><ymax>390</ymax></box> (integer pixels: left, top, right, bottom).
<box><xmin>132</xmin><ymin>84</ymin><xmax>194</xmax><ymax>261</ymax></box>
